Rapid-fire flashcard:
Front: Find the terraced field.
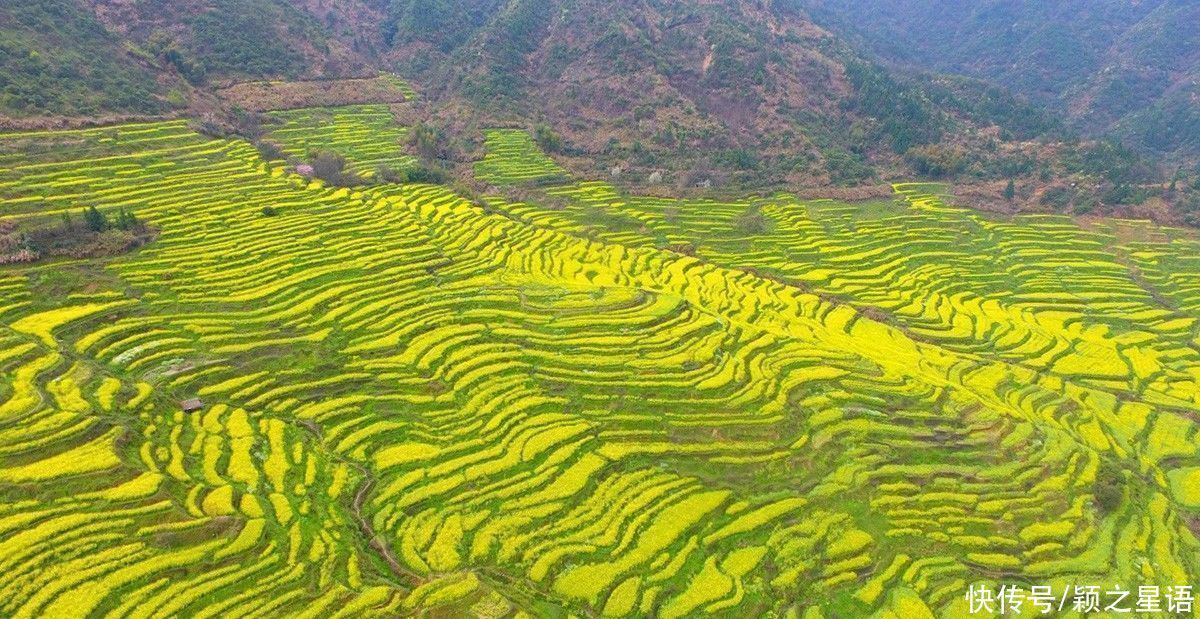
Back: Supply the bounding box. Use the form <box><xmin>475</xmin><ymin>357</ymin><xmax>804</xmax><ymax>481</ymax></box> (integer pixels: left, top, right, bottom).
<box><xmin>262</xmin><ymin>105</ymin><xmax>416</xmax><ymax>179</ymax></box>
<box><xmin>474</xmin><ymin>129</ymin><xmax>569</xmax><ymax>186</ymax></box>
<box><xmin>1</xmin><ymin>114</ymin><xmax>1199</xmax><ymax>617</ymax></box>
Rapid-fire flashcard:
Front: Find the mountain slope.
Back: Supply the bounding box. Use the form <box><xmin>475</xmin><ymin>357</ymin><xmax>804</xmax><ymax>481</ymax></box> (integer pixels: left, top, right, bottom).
<box><xmin>0</xmin><ymin>0</ymin><xmax>168</xmax><ymax>117</ymax></box>
<box><xmin>798</xmin><ymin>0</ymin><xmax>1200</xmax><ymax>158</ymax></box>
<box><xmin>85</xmin><ymin>0</ymin><xmax>372</xmax><ymax>82</ymax></box>
<box><xmin>1</xmin><ymin>0</ymin><xmax>1188</xmax><ymax>219</ymax></box>
<box><xmin>385</xmin><ymin>0</ymin><xmax>1060</xmax><ymax>187</ymax></box>
<box><xmin>0</xmin><ymin>0</ymin><xmax>382</xmax><ymax>122</ymax></box>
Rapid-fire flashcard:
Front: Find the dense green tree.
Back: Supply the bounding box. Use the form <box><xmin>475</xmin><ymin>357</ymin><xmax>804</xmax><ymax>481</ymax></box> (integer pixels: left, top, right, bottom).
<box><xmin>310</xmin><ymin>151</ymin><xmax>348</xmax><ymax>185</ymax></box>
<box><xmin>115</xmin><ymin>207</ymin><xmax>140</xmax><ymax>231</ymax></box>
<box><xmin>534</xmin><ymin>124</ymin><xmax>564</xmax><ymax>154</ymax></box>
<box><xmin>83</xmin><ymin>207</ymin><xmax>109</xmax><ymax>233</ymax></box>
<box><xmin>408</xmin><ymin>123</ymin><xmax>445</xmax><ymax>161</ymax></box>
<box><xmin>905</xmin><ymin>144</ymin><xmax>965</xmax><ymax>178</ymax></box>
<box><xmin>823</xmin><ymin>149</ymin><xmax>875</xmax><ymax>185</ymax></box>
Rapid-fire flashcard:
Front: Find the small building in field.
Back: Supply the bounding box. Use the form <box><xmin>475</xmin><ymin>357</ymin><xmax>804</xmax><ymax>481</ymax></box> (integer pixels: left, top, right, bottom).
<box><xmin>180</xmin><ymin>398</ymin><xmax>204</xmax><ymax>413</ymax></box>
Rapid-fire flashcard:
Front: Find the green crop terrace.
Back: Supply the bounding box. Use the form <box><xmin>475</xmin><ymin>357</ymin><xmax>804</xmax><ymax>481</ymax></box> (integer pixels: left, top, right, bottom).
<box><xmin>261</xmin><ymin>105</ymin><xmax>417</xmax><ymax>179</ymax></box>
<box><xmin>0</xmin><ymin>106</ymin><xmax>1198</xmax><ymax>617</ymax></box>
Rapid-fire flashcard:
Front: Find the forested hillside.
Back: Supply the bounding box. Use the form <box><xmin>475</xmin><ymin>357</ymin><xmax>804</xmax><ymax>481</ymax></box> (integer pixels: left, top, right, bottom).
<box><xmin>384</xmin><ymin>0</ymin><xmax>1064</xmax><ymax>188</ymax></box>
<box><xmin>84</xmin><ymin>0</ymin><xmax>369</xmax><ymax>82</ymax></box>
<box><xmin>0</xmin><ymin>0</ymin><xmax>167</xmax><ymax>116</ymax></box>
<box><xmin>0</xmin><ymin>0</ymin><xmax>378</xmax><ymax>121</ymax></box>
<box><xmin>799</xmin><ymin>0</ymin><xmax>1200</xmax><ymax>158</ymax></box>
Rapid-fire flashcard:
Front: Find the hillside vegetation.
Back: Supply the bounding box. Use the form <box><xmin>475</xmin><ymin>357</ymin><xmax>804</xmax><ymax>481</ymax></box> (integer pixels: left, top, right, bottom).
<box><xmin>800</xmin><ymin>0</ymin><xmax>1200</xmax><ymax>158</ymax></box>
<box><xmin>378</xmin><ymin>0</ymin><xmax>1199</xmax><ymax>224</ymax></box>
<box><xmin>0</xmin><ymin>0</ymin><xmax>167</xmax><ymax>116</ymax></box>
<box><xmin>0</xmin><ymin>0</ymin><xmax>383</xmax><ymax>122</ymax></box>
<box><xmin>86</xmin><ymin>0</ymin><xmax>346</xmax><ymax>82</ymax></box>
<box><xmin>385</xmin><ymin>0</ymin><xmax>1062</xmax><ymax>188</ymax></box>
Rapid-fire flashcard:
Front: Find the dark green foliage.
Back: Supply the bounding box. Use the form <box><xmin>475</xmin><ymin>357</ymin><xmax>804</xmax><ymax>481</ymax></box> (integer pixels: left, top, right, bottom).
<box><xmin>146</xmin><ymin>31</ymin><xmax>207</xmax><ymax>84</ymax></box>
<box><xmin>261</xmin><ymin>206</ymin><xmax>280</xmax><ymax>217</ymax></box>
<box><xmin>308</xmin><ymin>150</ymin><xmax>363</xmax><ymax>186</ymax></box>
<box><xmin>408</xmin><ymin>123</ymin><xmax>447</xmax><ymax>161</ymax></box>
<box><xmin>83</xmin><ymin>206</ymin><xmax>109</xmax><ymax>233</ymax></box>
<box><xmin>385</xmin><ymin>0</ymin><xmax>506</xmax><ymax>52</ymax></box>
<box><xmin>534</xmin><ymin>124</ymin><xmax>564</xmax><ymax>154</ymax></box>
<box><xmin>922</xmin><ymin>76</ymin><xmax>1063</xmax><ymax>141</ymax></box>
<box><xmin>1093</xmin><ymin>460</ymin><xmax>1127</xmax><ymax>516</ymax></box>
<box><xmin>799</xmin><ymin>0</ymin><xmax>1200</xmax><ymax>156</ymax></box>
<box><xmin>459</xmin><ymin>0</ymin><xmax>552</xmax><ymax>104</ymax></box>
<box><xmin>184</xmin><ymin>0</ymin><xmax>315</xmax><ymax>79</ymax></box>
<box><xmin>716</xmin><ymin>150</ymin><xmax>760</xmax><ymax>171</ymax></box>
<box><xmin>823</xmin><ymin>149</ymin><xmax>875</xmax><ymax>185</ymax></box>
<box><xmin>404</xmin><ymin>164</ymin><xmax>450</xmax><ymax>185</ymax></box>
<box><xmin>16</xmin><ymin>211</ymin><xmax>156</xmax><ymax>261</ymax></box>
<box><xmin>1040</xmin><ymin>186</ymin><xmax>1073</xmax><ymax>210</ymax></box>
<box><xmin>115</xmin><ymin>207</ymin><xmax>140</xmax><ymax>231</ymax></box>
<box><xmin>985</xmin><ymin>153</ymin><xmax>1040</xmax><ymax>180</ymax></box>
<box><xmin>0</xmin><ymin>0</ymin><xmax>334</xmax><ymax>115</ymax></box>
<box><xmin>1064</xmin><ymin>141</ymin><xmax>1158</xmax><ymax>187</ymax></box>
<box><xmin>905</xmin><ymin>144</ymin><xmax>965</xmax><ymax>178</ymax></box>
<box><xmin>397</xmin><ymin>122</ymin><xmax>457</xmax><ymax>185</ymax></box>
<box><xmin>1004</xmin><ymin>179</ymin><xmax>1016</xmax><ymax>201</ymax></box>
<box><xmin>254</xmin><ymin>141</ymin><xmax>285</xmax><ymax>162</ymax></box>
<box><xmin>1087</xmin><ymin>69</ymin><xmax>1167</xmax><ymax>127</ymax></box>
<box><xmin>388</xmin><ymin>0</ymin><xmax>548</xmax><ymax>105</ymax></box>
<box><xmin>1102</xmin><ymin>183</ymin><xmax>1149</xmax><ymax>206</ymax></box>
<box><xmin>1182</xmin><ymin>189</ymin><xmax>1200</xmax><ymax>227</ymax></box>
<box><xmin>844</xmin><ymin>61</ymin><xmax>942</xmax><ymax>154</ymax></box>
<box><xmin>1119</xmin><ymin>86</ymin><xmax>1200</xmax><ymax>156</ymax></box>
<box><xmin>801</xmin><ymin>0</ymin><xmax>1162</xmax><ymax>98</ymax></box>
<box><xmin>0</xmin><ymin>0</ymin><xmax>166</xmax><ymax>116</ymax></box>
<box><xmin>374</xmin><ymin>162</ymin><xmax>447</xmax><ymax>185</ymax></box>
<box><xmin>381</xmin><ymin>0</ymin><xmax>1158</xmax><ymax>194</ymax></box>
<box><xmin>310</xmin><ymin>150</ymin><xmax>345</xmax><ymax>179</ymax></box>
<box><xmin>700</xmin><ymin>16</ymin><xmax>775</xmax><ymax>93</ymax></box>
<box><xmin>1049</xmin><ymin>140</ymin><xmax>1160</xmax><ymax>207</ymax></box>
